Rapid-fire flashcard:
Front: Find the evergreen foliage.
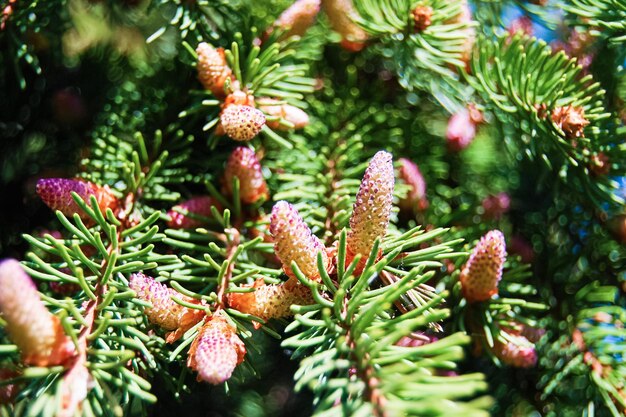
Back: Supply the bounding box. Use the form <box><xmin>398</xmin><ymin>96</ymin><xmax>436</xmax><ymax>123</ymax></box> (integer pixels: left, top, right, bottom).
<box><xmin>1</xmin><ymin>0</ymin><xmax>625</xmax><ymax>416</ymax></box>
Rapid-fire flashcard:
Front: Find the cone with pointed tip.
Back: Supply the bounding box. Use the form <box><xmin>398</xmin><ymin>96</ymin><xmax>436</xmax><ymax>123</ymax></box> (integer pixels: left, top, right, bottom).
<box><xmin>493</xmin><ymin>334</ymin><xmax>537</xmax><ymax>368</ymax></box>
<box><xmin>196</xmin><ymin>43</ymin><xmax>233</xmax><ymax>98</ymax></box>
<box><xmin>322</xmin><ymin>0</ymin><xmax>368</xmax><ymax>50</ymax></box>
<box><xmin>346</xmin><ymin>151</ymin><xmax>394</xmax><ymax>273</ymax></box>
<box><xmin>223</xmin><ymin>147</ymin><xmax>269</xmax><ymax>204</ymax></box>
<box><xmin>167</xmin><ymin>196</ymin><xmax>218</xmax><ymax>229</ymax></box>
<box><xmin>270</xmin><ymin>0</ymin><xmax>320</xmax><ymax>39</ymax></box>
<box><xmin>36</xmin><ymin>178</ymin><xmax>118</xmax><ymax>222</ymax></box>
<box><xmin>220</xmin><ymin>105</ymin><xmax>266</xmax><ymax>141</ymax></box>
<box><xmin>227</xmin><ymin>278</ymin><xmax>314</xmax><ymax>327</ymax></box>
<box><xmin>270</xmin><ymin>201</ymin><xmax>329</xmax><ymax>281</ymax></box>
<box><xmin>259</xmin><ymin>98</ymin><xmax>310</xmax><ymax>130</ymax></box>
<box><xmin>0</xmin><ymin>259</ymin><xmax>74</xmax><ymax>366</ymax></box>
<box><xmin>187</xmin><ymin>312</ymin><xmax>246</xmax><ymax>385</ymax></box>
<box><xmin>129</xmin><ymin>272</ymin><xmax>204</xmax><ymax>343</ymax></box>
<box><xmin>460</xmin><ymin>230</ymin><xmax>506</xmax><ymax>303</ymax></box>
<box><xmin>398</xmin><ymin>158</ymin><xmax>428</xmax><ymax>212</ymax></box>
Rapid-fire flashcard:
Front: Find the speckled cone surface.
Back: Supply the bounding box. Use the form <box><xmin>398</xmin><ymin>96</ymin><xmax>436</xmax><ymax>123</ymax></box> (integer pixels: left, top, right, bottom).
<box><xmin>187</xmin><ymin>312</ymin><xmax>246</xmax><ymax>384</ymax></box>
<box><xmin>551</xmin><ymin>105</ymin><xmax>589</xmax><ymax>138</ymax></box>
<box><xmin>0</xmin><ymin>259</ymin><xmax>74</xmax><ymax>366</ymax></box>
<box><xmin>224</xmin><ymin>147</ymin><xmax>268</xmax><ymax>204</ymax></box>
<box><xmin>270</xmin><ymin>201</ymin><xmax>329</xmax><ymax>281</ymax></box>
<box><xmin>129</xmin><ymin>272</ymin><xmax>204</xmax><ymax>343</ymax></box>
<box><xmin>220</xmin><ymin>105</ymin><xmax>266</xmax><ymax>141</ymax></box>
<box><xmin>346</xmin><ymin>151</ymin><xmax>394</xmax><ymax>272</ymax></box>
<box><xmin>167</xmin><ymin>196</ymin><xmax>217</xmax><ymax>229</ymax></box>
<box><xmin>460</xmin><ymin>230</ymin><xmax>506</xmax><ymax>303</ymax></box>
<box><xmin>227</xmin><ymin>278</ymin><xmax>313</xmax><ymax>326</ymax></box>
<box><xmin>36</xmin><ymin>178</ymin><xmax>118</xmax><ymax>221</ymax></box>
<box><xmin>196</xmin><ymin>43</ymin><xmax>232</xmax><ymax>97</ymax></box>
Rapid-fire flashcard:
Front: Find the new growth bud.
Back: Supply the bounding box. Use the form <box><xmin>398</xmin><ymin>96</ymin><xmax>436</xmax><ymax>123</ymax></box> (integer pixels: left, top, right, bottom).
<box><xmin>0</xmin><ymin>259</ymin><xmax>74</xmax><ymax>366</ymax></box>
<box><xmin>36</xmin><ymin>178</ymin><xmax>118</xmax><ymax>222</ymax></box>
<box><xmin>129</xmin><ymin>272</ymin><xmax>204</xmax><ymax>343</ymax></box>
<box><xmin>224</xmin><ymin>147</ymin><xmax>269</xmax><ymax>204</ymax></box>
<box><xmin>196</xmin><ymin>43</ymin><xmax>233</xmax><ymax>98</ymax></box>
<box><xmin>167</xmin><ymin>196</ymin><xmax>218</xmax><ymax>229</ymax></box>
<box><xmin>270</xmin><ymin>201</ymin><xmax>329</xmax><ymax>281</ymax></box>
<box><xmin>346</xmin><ymin>151</ymin><xmax>394</xmax><ymax>272</ymax></box>
<box><xmin>187</xmin><ymin>312</ymin><xmax>246</xmax><ymax>385</ymax></box>
<box><xmin>460</xmin><ymin>230</ymin><xmax>506</xmax><ymax>303</ymax></box>
<box><xmin>220</xmin><ymin>105</ymin><xmax>266</xmax><ymax>141</ymax></box>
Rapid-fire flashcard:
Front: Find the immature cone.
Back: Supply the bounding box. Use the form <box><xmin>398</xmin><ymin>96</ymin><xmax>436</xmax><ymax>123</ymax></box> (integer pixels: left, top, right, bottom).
<box><xmin>398</xmin><ymin>158</ymin><xmax>428</xmax><ymax>212</ymax></box>
<box><xmin>271</xmin><ymin>0</ymin><xmax>321</xmax><ymax>39</ymax></box>
<box><xmin>129</xmin><ymin>272</ymin><xmax>204</xmax><ymax>343</ymax></box>
<box><xmin>494</xmin><ymin>334</ymin><xmax>537</xmax><ymax>368</ymax></box>
<box><xmin>259</xmin><ymin>98</ymin><xmax>310</xmax><ymax>130</ymax></box>
<box><xmin>481</xmin><ymin>193</ymin><xmax>510</xmax><ymax>220</ymax></box>
<box><xmin>507</xmin><ymin>16</ymin><xmax>534</xmax><ymax>37</ymax></box>
<box><xmin>36</xmin><ymin>178</ymin><xmax>118</xmax><ymax>221</ymax></box>
<box><xmin>227</xmin><ymin>278</ymin><xmax>314</xmax><ymax>327</ymax></box>
<box><xmin>446</xmin><ymin>106</ymin><xmax>482</xmax><ymax>151</ymax></box>
<box><xmin>551</xmin><ymin>105</ymin><xmax>589</xmax><ymax>139</ymax></box>
<box><xmin>412</xmin><ymin>5</ymin><xmax>433</xmax><ymax>33</ymax></box>
<box><xmin>224</xmin><ymin>147</ymin><xmax>269</xmax><ymax>204</ymax></box>
<box><xmin>220</xmin><ymin>105</ymin><xmax>266</xmax><ymax>141</ymax></box>
<box><xmin>167</xmin><ymin>196</ymin><xmax>217</xmax><ymax>229</ymax></box>
<box><xmin>0</xmin><ymin>259</ymin><xmax>74</xmax><ymax>366</ymax></box>
<box><xmin>460</xmin><ymin>230</ymin><xmax>507</xmax><ymax>303</ymax></box>
<box><xmin>322</xmin><ymin>0</ymin><xmax>369</xmax><ymax>50</ymax></box>
<box><xmin>270</xmin><ymin>201</ymin><xmax>329</xmax><ymax>281</ymax></box>
<box><xmin>346</xmin><ymin>151</ymin><xmax>394</xmax><ymax>271</ymax></box>
<box><xmin>187</xmin><ymin>312</ymin><xmax>246</xmax><ymax>385</ymax></box>
<box><xmin>196</xmin><ymin>42</ymin><xmax>232</xmax><ymax>98</ymax></box>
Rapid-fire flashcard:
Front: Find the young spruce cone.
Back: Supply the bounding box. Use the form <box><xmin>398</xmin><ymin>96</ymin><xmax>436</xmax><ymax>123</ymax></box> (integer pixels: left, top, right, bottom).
<box><xmin>271</xmin><ymin>0</ymin><xmax>320</xmax><ymax>39</ymax></box>
<box><xmin>346</xmin><ymin>151</ymin><xmax>394</xmax><ymax>273</ymax></box>
<box><xmin>270</xmin><ymin>201</ymin><xmax>329</xmax><ymax>281</ymax></box>
<box><xmin>220</xmin><ymin>105</ymin><xmax>266</xmax><ymax>141</ymax></box>
<box><xmin>493</xmin><ymin>334</ymin><xmax>537</xmax><ymax>368</ymax></box>
<box><xmin>167</xmin><ymin>196</ymin><xmax>218</xmax><ymax>229</ymax></box>
<box><xmin>259</xmin><ymin>98</ymin><xmax>310</xmax><ymax>130</ymax></box>
<box><xmin>460</xmin><ymin>230</ymin><xmax>506</xmax><ymax>303</ymax></box>
<box><xmin>129</xmin><ymin>272</ymin><xmax>204</xmax><ymax>343</ymax></box>
<box><xmin>0</xmin><ymin>259</ymin><xmax>74</xmax><ymax>366</ymax></box>
<box><xmin>36</xmin><ymin>178</ymin><xmax>118</xmax><ymax>222</ymax></box>
<box><xmin>224</xmin><ymin>147</ymin><xmax>269</xmax><ymax>204</ymax></box>
<box><xmin>227</xmin><ymin>278</ymin><xmax>314</xmax><ymax>327</ymax></box>
<box><xmin>196</xmin><ymin>42</ymin><xmax>233</xmax><ymax>98</ymax></box>
<box><xmin>187</xmin><ymin>312</ymin><xmax>246</xmax><ymax>385</ymax></box>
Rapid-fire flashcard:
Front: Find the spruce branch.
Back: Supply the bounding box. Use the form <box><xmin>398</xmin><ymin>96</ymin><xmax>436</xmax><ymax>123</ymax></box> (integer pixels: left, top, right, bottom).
<box><xmin>469</xmin><ymin>34</ymin><xmax>624</xmax><ymax>207</ymax></box>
